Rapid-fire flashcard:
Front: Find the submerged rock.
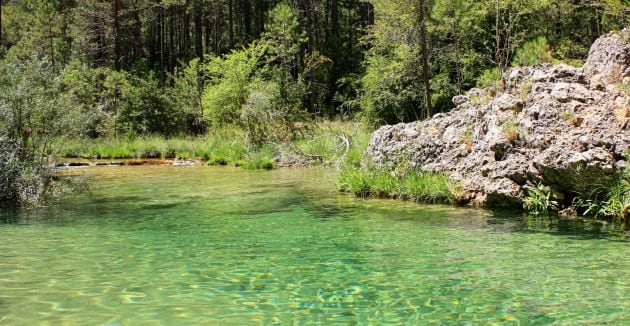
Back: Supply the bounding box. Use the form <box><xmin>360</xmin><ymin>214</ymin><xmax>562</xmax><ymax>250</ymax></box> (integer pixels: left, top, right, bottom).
<box><xmin>366</xmin><ymin>31</ymin><xmax>629</xmax><ymax>209</ymax></box>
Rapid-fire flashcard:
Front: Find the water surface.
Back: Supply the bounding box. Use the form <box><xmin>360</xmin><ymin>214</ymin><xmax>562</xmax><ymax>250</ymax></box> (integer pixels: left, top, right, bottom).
<box><xmin>1</xmin><ymin>166</ymin><xmax>628</xmax><ymax>324</ymax></box>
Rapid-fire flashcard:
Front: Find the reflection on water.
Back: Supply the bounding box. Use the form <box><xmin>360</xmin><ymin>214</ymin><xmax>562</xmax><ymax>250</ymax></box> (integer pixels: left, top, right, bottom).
<box><xmin>0</xmin><ymin>166</ymin><xmax>628</xmax><ymax>324</ymax></box>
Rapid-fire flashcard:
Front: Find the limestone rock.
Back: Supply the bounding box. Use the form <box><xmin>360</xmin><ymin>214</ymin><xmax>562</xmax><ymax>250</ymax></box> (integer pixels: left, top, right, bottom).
<box><xmin>365</xmin><ymin>31</ymin><xmax>629</xmax><ymax>209</ymax></box>
<box><xmin>584</xmin><ymin>29</ymin><xmax>630</xmax><ymax>84</ymax></box>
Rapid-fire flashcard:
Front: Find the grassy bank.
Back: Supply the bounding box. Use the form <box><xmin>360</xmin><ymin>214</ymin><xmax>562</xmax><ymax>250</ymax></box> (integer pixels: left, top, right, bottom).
<box><xmin>338</xmin><ymin>166</ymin><xmax>462</xmax><ymax>205</ymax></box>
<box><xmin>58</xmin><ymin>121</ymin><xmax>371</xmax><ymax>170</ymax></box>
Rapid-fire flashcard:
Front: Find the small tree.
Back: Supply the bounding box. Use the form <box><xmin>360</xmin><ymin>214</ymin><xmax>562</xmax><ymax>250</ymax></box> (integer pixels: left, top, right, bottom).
<box><xmin>0</xmin><ymin>57</ymin><xmax>78</xmax><ymax>206</ymax></box>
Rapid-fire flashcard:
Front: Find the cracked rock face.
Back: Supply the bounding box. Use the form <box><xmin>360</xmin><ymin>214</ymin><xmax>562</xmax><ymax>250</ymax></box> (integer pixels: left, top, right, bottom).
<box><xmin>366</xmin><ymin>31</ymin><xmax>630</xmax><ymax>208</ymax></box>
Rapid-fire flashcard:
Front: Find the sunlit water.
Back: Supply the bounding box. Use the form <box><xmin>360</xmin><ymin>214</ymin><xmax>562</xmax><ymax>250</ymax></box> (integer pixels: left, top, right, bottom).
<box><xmin>0</xmin><ymin>166</ymin><xmax>628</xmax><ymax>325</ymax></box>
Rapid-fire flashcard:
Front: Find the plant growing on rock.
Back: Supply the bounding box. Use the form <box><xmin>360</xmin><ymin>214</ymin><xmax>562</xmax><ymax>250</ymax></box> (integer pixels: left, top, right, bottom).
<box><xmin>524</xmin><ymin>183</ymin><xmax>558</xmax><ymax>214</ymax></box>
<box><xmin>560</xmin><ymin>109</ymin><xmax>580</xmax><ymax>126</ymax></box>
<box><xmin>518</xmin><ymin>79</ymin><xmax>533</xmax><ymax>106</ymax></box>
<box><xmin>501</xmin><ymin>116</ymin><xmax>520</xmax><ymax>143</ymax></box>
<box><xmin>461</xmin><ymin>127</ymin><xmax>474</xmax><ymax>152</ymax></box>
<box><xmin>573</xmin><ymin>162</ymin><xmax>630</xmax><ymax>220</ymax></box>
<box><xmin>469</xmin><ymin>92</ymin><xmax>493</xmax><ymax>106</ymax></box>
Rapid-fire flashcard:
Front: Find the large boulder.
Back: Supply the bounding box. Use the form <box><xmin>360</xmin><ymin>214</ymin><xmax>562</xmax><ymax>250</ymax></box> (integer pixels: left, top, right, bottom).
<box><xmin>584</xmin><ymin>29</ymin><xmax>630</xmax><ymax>84</ymax></box>
<box><xmin>366</xmin><ymin>31</ymin><xmax>630</xmax><ymax>208</ymax></box>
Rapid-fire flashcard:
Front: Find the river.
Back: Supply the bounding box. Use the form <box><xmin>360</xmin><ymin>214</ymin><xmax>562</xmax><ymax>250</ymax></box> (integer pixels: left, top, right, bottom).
<box><xmin>0</xmin><ymin>166</ymin><xmax>628</xmax><ymax>324</ymax></box>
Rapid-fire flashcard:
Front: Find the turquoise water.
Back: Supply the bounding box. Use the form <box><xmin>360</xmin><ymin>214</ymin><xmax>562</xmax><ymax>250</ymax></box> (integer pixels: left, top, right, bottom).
<box><xmin>0</xmin><ymin>166</ymin><xmax>628</xmax><ymax>325</ymax></box>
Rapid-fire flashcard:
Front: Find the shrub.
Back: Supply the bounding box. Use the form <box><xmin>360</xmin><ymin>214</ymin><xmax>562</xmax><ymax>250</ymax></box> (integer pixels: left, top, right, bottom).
<box><xmin>202</xmin><ymin>44</ymin><xmax>264</xmax><ymax>127</ymax></box>
<box><xmin>359</xmin><ymin>45</ymin><xmax>423</xmax><ymax>126</ymax></box>
<box><xmin>476</xmin><ymin>68</ymin><xmax>501</xmax><ymax>89</ymax></box>
<box><xmin>461</xmin><ymin>127</ymin><xmax>474</xmax><ymax>152</ymax></box>
<box><xmin>512</xmin><ymin>37</ymin><xmax>551</xmax><ymax>67</ymax></box>
<box><xmin>0</xmin><ymin>136</ymin><xmax>73</xmax><ymax>207</ymax></box>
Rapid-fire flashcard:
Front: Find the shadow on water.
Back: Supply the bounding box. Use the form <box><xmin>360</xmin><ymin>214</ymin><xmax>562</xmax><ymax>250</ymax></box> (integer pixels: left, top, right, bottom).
<box><xmin>301</xmin><ymin>191</ymin><xmax>630</xmax><ymax>242</ymax></box>
<box><xmin>484</xmin><ymin>209</ymin><xmax>630</xmax><ymax>241</ymax></box>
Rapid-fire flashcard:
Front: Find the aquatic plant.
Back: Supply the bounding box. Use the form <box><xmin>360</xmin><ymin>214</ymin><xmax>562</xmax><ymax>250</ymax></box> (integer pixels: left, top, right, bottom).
<box><xmin>523</xmin><ymin>183</ymin><xmax>558</xmax><ymax>214</ymax></box>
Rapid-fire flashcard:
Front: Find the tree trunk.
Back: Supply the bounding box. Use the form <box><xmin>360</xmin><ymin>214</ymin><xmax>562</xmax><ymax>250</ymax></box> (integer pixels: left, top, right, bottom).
<box><xmin>113</xmin><ymin>0</ymin><xmax>120</xmax><ymax>70</ymax></box>
<box><xmin>48</xmin><ymin>23</ymin><xmax>55</xmax><ymax>66</ymax></box>
<box><xmin>0</xmin><ymin>0</ymin><xmax>3</xmax><ymax>46</ymax></box>
<box><xmin>194</xmin><ymin>0</ymin><xmax>203</xmax><ymax>60</ymax></box>
<box><xmin>418</xmin><ymin>0</ymin><xmax>432</xmax><ymax>118</ymax></box>
<box><xmin>228</xmin><ymin>0</ymin><xmax>234</xmax><ymax>48</ymax></box>
<box><xmin>243</xmin><ymin>0</ymin><xmax>252</xmax><ymax>40</ymax></box>
<box><xmin>158</xmin><ymin>4</ymin><xmax>165</xmax><ymax>78</ymax></box>
<box><xmin>134</xmin><ymin>5</ymin><xmax>143</xmax><ymax>61</ymax></box>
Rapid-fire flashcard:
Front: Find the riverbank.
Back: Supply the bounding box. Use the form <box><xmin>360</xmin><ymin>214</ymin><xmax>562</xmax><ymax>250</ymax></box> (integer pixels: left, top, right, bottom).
<box><xmin>57</xmin><ymin>121</ymin><xmax>371</xmax><ymax>170</ymax></box>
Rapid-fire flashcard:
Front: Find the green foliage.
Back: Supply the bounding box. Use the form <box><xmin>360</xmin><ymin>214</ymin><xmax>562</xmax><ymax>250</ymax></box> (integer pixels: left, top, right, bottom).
<box><xmin>169</xmin><ymin>59</ymin><xmax>207</xmax><ymax>135</ymax></box>
<box><xmin>0</xmin><ymin>57</ymin><xmax>79</xmax><ymax>207</ymax></box>
<box><xmin>338</xmin><ymin>165</ymin><xmax>460</xmax><ymax>204</ymax></box>
<box><xmin>63</xmin><ymin>62</ymin><xmax>192</xmax><ymax>138</ymax></box>
<box><xmin>202</xmin><ymin>44</ymin><xmax>263</xmax><ymax>126</ymax></box>
<box><xmin>573</xmin><ymin>168</ymin><xmax>630</xmax><ymax>220</ymax></box>
<box><xmin>512</xmin><ymin>37</ymin><xmax>551</xmax><ymax>67</ymax></box>
<box><xmin>201</xmin><ymin>3</ymin><xmax>309</xmax><ymax>144</ymax></box>
<box><xmin>0</xmin><ymin>56</ymin><xmax>78</xmax><ymax>160</ymax></box>
<box><xmin>359</xmin><ymin>45</ymin><xmax>422</xmax><ymax>126</ymax></box>
<box><xmin>117</xmin><ymin>71</ymin><xmax>184</xmax><ymax>136</ymax></box>
<box><xmin>477</xmin><ymin>68</ymin><xmax>501</xmax><ymax>89</ymax></box>
<box><xmin>242</xmin><ymin>145</ymin><xmax>275</xmax><ymax>170</ymax></box>
<box><xmin>523</xmin><ymin>183</ymin><xmax>558</xmax><ymax>214</ymax></box>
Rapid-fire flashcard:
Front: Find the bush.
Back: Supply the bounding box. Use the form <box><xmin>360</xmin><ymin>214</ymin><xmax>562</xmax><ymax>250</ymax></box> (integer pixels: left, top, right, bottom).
<box><xmin>476</xmin><ymin>68</ymin><xmax>501</xmax><ymax>89</ymax></box>
<box><xmin>117</xmin><ymin>72</ymin><xmax>184</xmax><ymax>136</ymax></box>
<box><xmin>0</xmin><ymin>135</ymin><xmax>72</xmax><ymax>207</ymax></box>
<box><xmin>512</xmin><ymin>37</ymin><xmax>551</xmax><ymax>67</ymax></box>
<box><xmin>201</xmin><ymin>3</ymin><xmax>309</xmax><ymax>144</ymax></box>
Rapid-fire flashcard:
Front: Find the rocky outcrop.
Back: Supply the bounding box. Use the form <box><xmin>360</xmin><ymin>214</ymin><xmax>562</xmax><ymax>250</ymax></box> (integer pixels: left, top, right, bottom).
<box><xmin>366</xmin><ymin>31</ymin><xmax>630</xmax><ymax>208</ymax></box>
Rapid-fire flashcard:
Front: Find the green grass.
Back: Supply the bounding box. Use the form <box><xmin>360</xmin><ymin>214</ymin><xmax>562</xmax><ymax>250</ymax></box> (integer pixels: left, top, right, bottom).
<box><xmin>241</xmin><ymin>145</ymin><xmax>275</xmax><ymax>170</ymax></box>
<box><xmin>294</xmin><ymin>120</ymin><xmax>371</xmax><ymax>167</ymax></box>
<box><xmin>338</xmin><ymin>166</ymin><xmax>461</xmax><ymax>205</ymax></box>
<box><xmin>59</xmin><ymin>121</ymin><xmax>371</xmax><ymax>171</ymax></box>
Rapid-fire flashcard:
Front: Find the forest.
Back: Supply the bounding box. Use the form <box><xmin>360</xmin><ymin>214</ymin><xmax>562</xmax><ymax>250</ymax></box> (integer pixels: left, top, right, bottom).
<box><xmin>0</xmin><ymin>0</ymin><xmax>627</xmax><ymax>207</ymax></box>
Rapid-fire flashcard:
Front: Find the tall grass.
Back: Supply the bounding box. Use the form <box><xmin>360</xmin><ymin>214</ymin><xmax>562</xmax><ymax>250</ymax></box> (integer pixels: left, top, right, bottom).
<box><xmin>338</xmin><ymin>166</ymin><xmax>461</xmax><ymax>205</ymax></box>
<box><xmin>61</xmin><ymin>127</ymin><xmax>252</xmax><ymax>166</ymax></box>
<box><xmin>59</xmin><ymin>121</ymin><xmax>371</xmax><ymax>170</ymax></box>
<box><xmin>294</xmin><ymin>120</ymin><xmax>371</xmax><ymax>167</ymax></box>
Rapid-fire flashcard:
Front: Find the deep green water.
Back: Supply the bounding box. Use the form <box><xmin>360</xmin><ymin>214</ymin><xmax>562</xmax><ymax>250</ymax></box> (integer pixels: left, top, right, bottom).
<box><xmin>0</xmin><ymin>166</ymin><xmax>628</xmax><ymax>325</ymax></box>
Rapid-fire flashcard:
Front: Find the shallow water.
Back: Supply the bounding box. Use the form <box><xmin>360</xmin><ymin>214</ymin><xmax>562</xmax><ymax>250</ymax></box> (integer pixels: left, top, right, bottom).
<box><xmin>0</xmin><ymin>166</ymin><xmax>628</xmax><ymax>325</ymax></box>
